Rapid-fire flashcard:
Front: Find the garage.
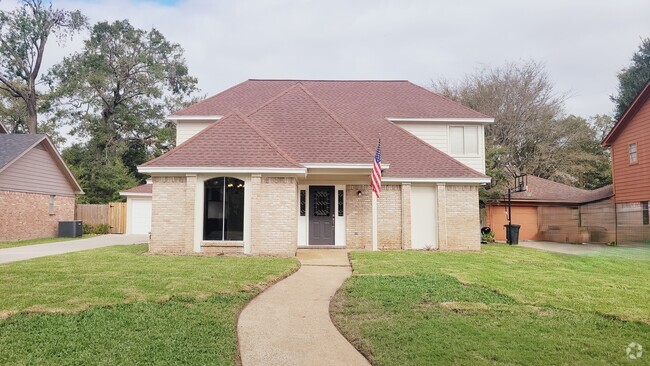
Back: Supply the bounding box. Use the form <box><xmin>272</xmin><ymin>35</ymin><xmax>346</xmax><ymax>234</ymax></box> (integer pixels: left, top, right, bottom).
<box><xmin>119</xmin><ymin>183</ymin><xmax>153</xmax><ymax>235</ymax></box>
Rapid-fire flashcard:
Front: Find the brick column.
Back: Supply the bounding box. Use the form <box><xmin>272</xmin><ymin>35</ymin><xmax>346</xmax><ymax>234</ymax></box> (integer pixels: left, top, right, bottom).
<box><xmin>184</xmin><ymin>174</ymin><xmax>197</xmax><ymax>252</ymax></box>
<box><xmin>436</xmin><ymin>183</ymin><xmax>448</xmax><ymax>249</ymax></box>
<box><xmin>401</xmin><ymin>183</ymin><xmax>411</xmax><ymax>249</ymax></box>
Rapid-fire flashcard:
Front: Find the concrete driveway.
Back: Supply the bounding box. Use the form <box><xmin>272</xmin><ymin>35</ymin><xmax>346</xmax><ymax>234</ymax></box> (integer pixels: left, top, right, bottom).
<box><xmin>0</xmin><ymin>234</ymin><xmax>149</xmax><ymax>264</ymax></box>
<box><xmin>238</xmin><ymin>249</ymin><xmax>370</xmax><ymax>366</ymax></box>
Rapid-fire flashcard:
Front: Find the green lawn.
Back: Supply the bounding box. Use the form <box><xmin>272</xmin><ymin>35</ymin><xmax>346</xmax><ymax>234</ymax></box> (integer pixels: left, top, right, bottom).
<box><xmin>331</xmin><ymin>245</ymin><xmax>650</xmax><ymax>366</ymax></box>
<box><xmin>0</xmin><ymin>244</ymin><xmax>298</xmax><ymax>365</ymax></box>
<box><xmin>0</xmin><ymin>234</ymin><xmax>97</xmax><ymax>249</ymax></box>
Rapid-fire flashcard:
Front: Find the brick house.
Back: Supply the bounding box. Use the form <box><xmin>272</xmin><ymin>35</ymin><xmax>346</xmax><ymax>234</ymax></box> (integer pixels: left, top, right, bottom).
<box><xmin>0</xmin><ymin>127</ymin><xmax>84</xmax><ymax>241</ymax></box>
<box><xmin>140</xmin><ymin>80</ymin><xmax>492</xmax><ymax>256</ymax></box>
<box><xmin>602</xmin><ymin>79</ymin><xmax>650</xmax><ymax>244</ymax></box>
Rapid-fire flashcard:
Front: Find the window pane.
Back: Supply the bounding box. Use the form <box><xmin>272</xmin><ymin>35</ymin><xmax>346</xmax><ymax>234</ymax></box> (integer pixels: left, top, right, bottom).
<box><xmin>338</xmin><ymin>190</ymin><xmax>344</xmax><ymax>216</ymax></box>
<box><xmin>204</xmin><ymin>177</ymin><xmax>224</xmax><ymax>240</ymax></box>
<box><xmin>449</xmin><ymin>126</ymin><xmax>464</xmax><ymax>155</ymax></box>
<box><xmin>464</xmin><ymin>126</ymin><xmax>479</xmax><ymax>155</ymax></box>
<box><xmin>224</xmin><ymin>177</ymin><xmax>245</xmax><ymax>240</ymax></box>
<box><xmin>300</xmin><ymin>190</ymin><xmax>306</xmax><ymax>216</ymax></box>
<box><xmin>630</xmin><ymin>143</ymin><xmax>638</xmax><ymax>163</ymax></box>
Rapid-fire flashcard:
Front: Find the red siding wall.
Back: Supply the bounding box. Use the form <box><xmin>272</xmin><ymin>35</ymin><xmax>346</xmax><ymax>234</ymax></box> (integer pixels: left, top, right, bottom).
<box><xmin>610</xmin><ymin>97</ymin><xmax>650</xmax><ymax>203</ymax></box>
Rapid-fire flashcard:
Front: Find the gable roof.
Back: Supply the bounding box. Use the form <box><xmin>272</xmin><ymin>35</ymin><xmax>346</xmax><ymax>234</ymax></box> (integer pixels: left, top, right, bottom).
<box><xmin>603</xmin><ymin>79</ymin><xmax>650</xmax><ymax>146</ymax></box>
<box><xmin>0</xmin><ymin>134</ymin><xmax>83</xmax><ymax>194</ymax></box>
<box><xmin>142</xmin><ymin>112</ymin><xmax>304</xmax><ymax>170</ymax></box>
<box><xmin>0</xmin><ymin>122</ymin><xmax>7</xmax><ymax>134</ymax></box>
<box><xmin>507</xmin><ymin>175</ymin><xmax>613</xmax><ymax>204</ymax></box>
<box><xmin>153</xmin><ymin>80</ymin><xmax>492</xmax><ymax>180</ymax></box>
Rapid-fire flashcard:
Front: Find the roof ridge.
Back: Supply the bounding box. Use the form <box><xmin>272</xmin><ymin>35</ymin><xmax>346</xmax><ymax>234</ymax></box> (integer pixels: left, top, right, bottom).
<box><xmin>233</xmin><ymin>110</ymin><xmax>304</xmax><ymax>168</ymax></box>
<box><xmin>248</xmin><ymin>79</ymin><xmax>409</xmax><ymax>82</ymax></box>
<box><xmin>409</xmin><ymin>81</ymin><xmax>493</xmax><ymax>119</ymax></box>
<box><xmin>389</xmin><ymin>120</ymin><xmax>488</xmax><ymax>179</ymax></box>
<box><xmin>171</xmin><ymin>79</ymin><xmax>249</xmax><ymax>116</ymax></box>
<box><xmin>294</xmin><ymin>83</ymin><xmax>375</xmax><ymax>157</ymax></box>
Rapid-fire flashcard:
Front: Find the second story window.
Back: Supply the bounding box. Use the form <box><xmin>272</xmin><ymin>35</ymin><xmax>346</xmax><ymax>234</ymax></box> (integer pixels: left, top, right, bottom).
<box><xmin>629</xmin><ymin>143</ymin><xmax>638</xmax><ymax>164</ymax></box>
<box><xmin>449</xmin><ymin>126</ymin><xmax>479</xmax><ymax>156</ymax></box>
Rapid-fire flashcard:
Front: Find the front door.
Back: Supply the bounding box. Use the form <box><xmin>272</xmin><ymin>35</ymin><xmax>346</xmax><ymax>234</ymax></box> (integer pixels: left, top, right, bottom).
<box><xmin>309</xmin><ymin>186</ymin><xmax>335</xmax><ymax>245</ymax></box>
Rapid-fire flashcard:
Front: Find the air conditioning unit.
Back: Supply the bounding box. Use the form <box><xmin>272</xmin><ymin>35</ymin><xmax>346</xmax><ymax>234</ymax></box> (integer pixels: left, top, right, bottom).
<box><xmin>58</xmin><ymin>220</ymin><xmax>83</xmax><ymax>238</ymax></box>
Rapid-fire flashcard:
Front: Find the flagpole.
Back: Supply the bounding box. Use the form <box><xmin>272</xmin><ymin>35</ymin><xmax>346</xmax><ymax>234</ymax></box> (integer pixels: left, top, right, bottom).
<box><xmin>372</xmin><ymin>192</ymin><xmax>378</xmax><ymax>251</ymax></box>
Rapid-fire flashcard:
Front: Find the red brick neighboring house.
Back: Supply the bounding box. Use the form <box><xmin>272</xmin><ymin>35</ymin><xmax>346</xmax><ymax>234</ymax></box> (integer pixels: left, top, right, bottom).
<box><xmin>486</xmin><ymin>176</ymin><xmax>614</xmax><ymax>243</ymax></box>
<box><xmin>139</xmin><ymin>80</ymin><xmax>494</xmax><ymax>256</ymax></box>
<box><xmin>0</xmin><ymin>127</ymin><xmax>83</xmax><ymax>241</ymax></box>
<box><xmin>603</xmin><ymin>79</ymin><xmax>650</xmax><ymax>244</ymax></box>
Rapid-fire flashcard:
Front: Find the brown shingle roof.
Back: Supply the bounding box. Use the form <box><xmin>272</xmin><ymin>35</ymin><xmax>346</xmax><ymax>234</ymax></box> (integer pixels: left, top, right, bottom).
<box><xmin>152</xmin><ymin>80</ymin><xmax>491</xmax><ymax>179</ymax></box>
<box><xmin>142</xmin><ymin>112</ymin><xmax>303</xmax><ymax>168</ymax></box>
<box><xmin>120</xmin><ymin>183</ymin><xmax>152</xmax><ymax>195</ymax></box>
<box><xmin>509</xmin><ymin>176</ymin><xmax>613</xmax><ymax>204</ymax></box>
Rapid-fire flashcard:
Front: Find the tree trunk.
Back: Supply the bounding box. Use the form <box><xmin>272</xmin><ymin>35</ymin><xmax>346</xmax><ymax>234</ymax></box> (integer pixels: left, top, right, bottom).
<box><xmin>26</xmin><ymin>95</ymin><xmax>37</xmax><ymax>133</ymax></box>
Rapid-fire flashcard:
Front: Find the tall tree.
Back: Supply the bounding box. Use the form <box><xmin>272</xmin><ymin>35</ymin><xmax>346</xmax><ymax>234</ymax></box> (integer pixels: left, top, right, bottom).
<box><xmin>433</xmin><ymin>61</ymin><xmax>611</xmax><ymax>201</ymax></box>
<box><xmin>50</xmin><ymin>19</ymin><xmax>198</xmax><ymax>203</ymax></box>
<box><xmin>0</xmin><ymin>0</ymin><xmax>86</xmax><ymax>133</ymax></box>
<box><xmin>611</xmin><ymin>38</ymin><xmax>650</xmax><ymax>119</ymax></box>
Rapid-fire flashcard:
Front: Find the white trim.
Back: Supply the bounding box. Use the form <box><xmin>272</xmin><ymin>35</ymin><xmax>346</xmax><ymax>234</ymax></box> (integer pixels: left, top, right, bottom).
<box><xmin>138</xmin><ymin>166</ymin><xmax>306</xmax><ymax>174</ymax></box>
<box><xmin>303</xmin><ymin>163</ymin><xmax>390</xmax><ymax>169</ymax></box>
<box><xmin>383</xmin><ymin>177</ymin><xmax>491</xmax><ymax>184</ymax></box>
<box><xmin>118</xmin><ymin>192</ymin><xmax>152</xmax><ymax>197</ymax></box>
<box><xmin>166</xmin><ymin>115</ymin><xmax>223</xmax><ymax>121</ymax></box>
<box><xmin>371</xmin><ymin>193</ymin><xmax>378</xmax><ymax>251</ymax></box>
<box><xmin>388</xmin><ymin>117</ymin><xmax>494</xmax><ymax>123</ymax></box>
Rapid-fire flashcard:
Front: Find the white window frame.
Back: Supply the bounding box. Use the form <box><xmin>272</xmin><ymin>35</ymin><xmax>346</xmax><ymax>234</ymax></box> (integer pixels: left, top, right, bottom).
<box><xmin>448</xmin><ymin>125</ymin><xmax>480</xmax><ymax>157</ymax></box>
<box><xmin>629</xmin><ymin>143</ymin><xmax>638</xmax><ymax>164</ymax></box>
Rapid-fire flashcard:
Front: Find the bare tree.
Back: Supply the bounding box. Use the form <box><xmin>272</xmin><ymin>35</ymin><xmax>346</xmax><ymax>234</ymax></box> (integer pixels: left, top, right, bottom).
<box><xmin>0</xmin><ymin>0</ymin><xmax>86</xmax><ymax>133</ymax></box>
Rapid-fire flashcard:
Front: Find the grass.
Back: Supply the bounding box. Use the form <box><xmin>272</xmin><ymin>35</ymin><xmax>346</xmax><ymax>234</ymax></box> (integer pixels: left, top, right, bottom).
<box><xmin>0</xmin><ymin>244</ymin><xmax>298</xmax><ymax>365</ymax></box>
<box><xmin>0</xmin><ymin>234</ymin><xmax>97</xmax><ymax>249</ymax></box>
<box><xmin>331</xmin><ymin>244</ymin><xmax>650</xmax><ymax>366</ymax></box>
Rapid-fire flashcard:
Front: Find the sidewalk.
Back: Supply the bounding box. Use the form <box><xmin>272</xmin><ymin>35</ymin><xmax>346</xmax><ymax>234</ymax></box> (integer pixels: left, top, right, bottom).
<box><xmin>0</xmin><ymin>234</ymin><xmax>149</xmax><ymax>264</ymax></box>
<box><xmin>238</xmin><ymin>249</ymin><xmax>370</xmax><ymax>366</ymax></box>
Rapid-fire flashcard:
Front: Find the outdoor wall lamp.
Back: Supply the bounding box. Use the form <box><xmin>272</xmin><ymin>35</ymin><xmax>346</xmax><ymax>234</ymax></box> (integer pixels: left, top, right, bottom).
<box><xmin>357</xmin><ymin>190</ymin><xmax>362</xmax><ymax>197</ymax></box>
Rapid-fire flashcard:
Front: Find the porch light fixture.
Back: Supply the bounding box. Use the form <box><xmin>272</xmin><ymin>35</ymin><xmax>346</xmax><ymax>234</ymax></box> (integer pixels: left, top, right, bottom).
<box><xmin>357</xmin><ymin>190</ymin><xmax>362</xmax><ymax>197</ymax></box>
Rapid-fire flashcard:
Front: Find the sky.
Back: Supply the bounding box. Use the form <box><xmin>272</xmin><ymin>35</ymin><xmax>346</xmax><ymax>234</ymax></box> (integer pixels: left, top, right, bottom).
<box><xmin>2</xmin><ymin>0</ymin><xmax>650</xmax><ymax>118</ymax></box>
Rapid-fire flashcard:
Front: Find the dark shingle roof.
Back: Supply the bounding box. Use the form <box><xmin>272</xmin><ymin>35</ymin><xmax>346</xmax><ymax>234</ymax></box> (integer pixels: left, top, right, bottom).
<box><xmin>509</xmin><ymin>175</ymin><xmax>613</xmax><ymax>204</ymax></box>
<box><xmin>120</xmin><ymin>183</ymin><xmax>153</xmax><ymax>195</ymax></box>
<box><xmin>0</xmin><ymin>134</ymin><xmax>45</xmax><ymax>170</ymax></box>
<box><xmin>152</xmin><ymin>80</ymin><xmax>491</xmax><ymax>179</ymax></box>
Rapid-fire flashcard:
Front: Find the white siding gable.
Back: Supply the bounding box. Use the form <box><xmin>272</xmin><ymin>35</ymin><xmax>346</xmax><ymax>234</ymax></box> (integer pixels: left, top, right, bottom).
<box><xmin>396</xmin><ymin>122</ymin><xmax>486</xmax><ymax>173</ymax></box>
<box><xmin>176</xmin><ymin>120</ymin><xmax>218</xmax><ymax>145</ymax></box>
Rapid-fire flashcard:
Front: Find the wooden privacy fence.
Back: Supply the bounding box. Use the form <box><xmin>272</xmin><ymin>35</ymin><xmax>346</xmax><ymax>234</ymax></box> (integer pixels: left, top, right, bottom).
<box><xmin>75</xmin><ymin>202</ymin><xmax>127</xmax><ymax>234</ymax></box>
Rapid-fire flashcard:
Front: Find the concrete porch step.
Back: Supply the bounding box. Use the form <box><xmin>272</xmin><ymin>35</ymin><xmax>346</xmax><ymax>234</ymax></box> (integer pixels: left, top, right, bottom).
<box><xmin>297</xmin><ymin>245</ymin><xmax>347</xmax><ymax>249</ymax></box>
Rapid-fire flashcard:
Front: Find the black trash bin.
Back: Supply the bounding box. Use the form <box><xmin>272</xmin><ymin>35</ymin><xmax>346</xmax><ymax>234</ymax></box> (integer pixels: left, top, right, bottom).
<box><xmin>504</xmin><ymin>224</ymin><xmax>521</xmax><ymax>245</ymax></box>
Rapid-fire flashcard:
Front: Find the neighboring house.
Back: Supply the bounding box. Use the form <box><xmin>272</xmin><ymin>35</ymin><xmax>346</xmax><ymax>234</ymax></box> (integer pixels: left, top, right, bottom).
<box><xmin>119</xmin><ymin>182</ymin><xmax>153</xmax><ymax>235</ymax></box>
<box><xmin>139</xmin><ymin>80</ymin><xmax>493</xmax><ymax>256</ymax></box>
<box><xmin>485</xmin><ymin>176</ymin><xmax>614</xmax><ymax>243</ymax></box>
<box><xmin>0</xmin><ymin>123</ymin><xmax>7</xmax><ymax>134</ymax></box>
<box><xmin>602</xmin><ymin>79</ymin><xmax>650</xmax><ymax>244</ymax></box>
<box><xmin>0</xmin><ymin>127</ymin><xmax>83</xmax><ymax>241</ymax></box>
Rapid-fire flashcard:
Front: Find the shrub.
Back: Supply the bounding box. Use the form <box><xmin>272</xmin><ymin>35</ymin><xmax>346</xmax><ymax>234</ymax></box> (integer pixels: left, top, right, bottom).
<box><xmin>82</xmin><ymin>223</ymin><xmax>110</xmax><ymax>235</ymax></box>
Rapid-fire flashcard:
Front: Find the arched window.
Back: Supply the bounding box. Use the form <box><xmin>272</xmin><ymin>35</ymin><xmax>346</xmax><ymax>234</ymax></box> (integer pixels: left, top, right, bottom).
<box><xmin>204</xmin><ymin>177</ymin><xmax>245</xmax><ymax>241</ymax></box>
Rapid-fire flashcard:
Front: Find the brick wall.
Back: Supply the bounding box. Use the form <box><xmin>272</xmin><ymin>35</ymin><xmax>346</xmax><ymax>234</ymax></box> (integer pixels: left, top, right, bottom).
<box><xmin>251</xmin><ymin>175</ymin><xmax>298</xmax><ymax>256</ymax></box>
<box><xmin>439</xmin><ymin>185</ymin><xmax>480</xmax><ymax>251</ymax></box>
<box><xmin>0</xmin><ymin>190</ymin><xmax>75</xmax><ymax>241</ymax></box>
<box><xmin>378</xmin><ymin>185</ymin><xmax>402</xmax><ymax>249</ymax></box>
<box><xmin>401</xmin><ymin>183</ymin><xmax>412</xmax><ymax>249</ymax></box>
<box><xmin>346</xmin><ymin>185</ymin><xmax>372</xmax><ymax>249</ymax></box>
<box><xmin>150</xmin><ymin>176</ymin><xmax>194</xmax><ymax>253</ymax></box>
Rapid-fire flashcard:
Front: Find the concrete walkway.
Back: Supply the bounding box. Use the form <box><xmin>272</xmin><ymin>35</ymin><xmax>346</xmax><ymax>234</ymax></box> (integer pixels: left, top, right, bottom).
<box><xmin>238</xmin><ymin>249</ymin><xmax>370</xmax><ymax>366</ymax></box>
<box><xmin>0</xmin><ymin>234</ymin><xmax>149</xmax><ymax>264</ymax></box>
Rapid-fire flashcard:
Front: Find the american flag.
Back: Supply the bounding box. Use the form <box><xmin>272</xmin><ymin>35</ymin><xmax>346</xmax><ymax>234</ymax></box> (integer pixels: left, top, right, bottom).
<box><xmin>371</xmin><ymin>138</ymin><xmax>382</xmax><ymax>198</ymax></box>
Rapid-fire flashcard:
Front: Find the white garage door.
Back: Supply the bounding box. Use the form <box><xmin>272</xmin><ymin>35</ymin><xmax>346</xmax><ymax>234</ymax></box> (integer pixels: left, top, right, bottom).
<box><xmin>129</xmin><ymin>198</ymin><xmax>152</xmax><ymax>235</ymax></box>
<box><xmin>410</xmin><ymin>186</ymin><xmax>438</xmax><ymax>249</ymax></box>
